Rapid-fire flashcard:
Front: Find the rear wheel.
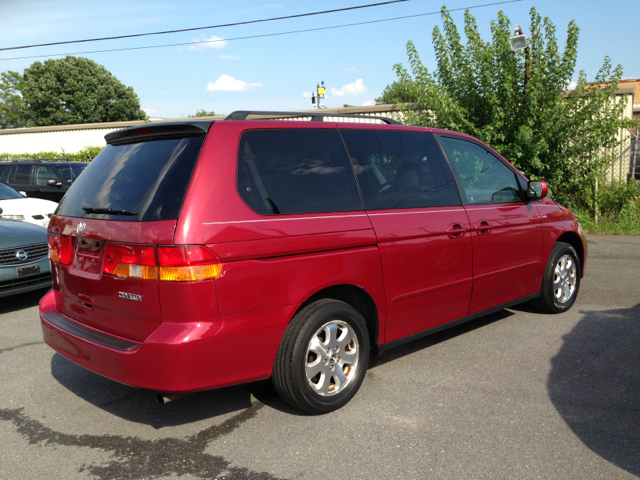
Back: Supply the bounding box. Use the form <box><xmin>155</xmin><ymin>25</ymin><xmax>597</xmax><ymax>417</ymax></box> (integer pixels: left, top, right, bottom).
<box><xmin>273</xmin><ymin>299</ymin><xmax>370</xmax><ymax>414</ymax></box>
<box><xmin>534</xmin><ymin>242</ymin><xmax>581</xmax><ymax>313</ymax></box>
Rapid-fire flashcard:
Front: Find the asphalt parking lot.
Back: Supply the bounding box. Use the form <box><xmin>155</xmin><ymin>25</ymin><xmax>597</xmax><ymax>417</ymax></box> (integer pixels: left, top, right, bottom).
<box><xmin>1</xmin><ymin>235</ymin><xmax>639</xmax><ymax>480</ymax></box>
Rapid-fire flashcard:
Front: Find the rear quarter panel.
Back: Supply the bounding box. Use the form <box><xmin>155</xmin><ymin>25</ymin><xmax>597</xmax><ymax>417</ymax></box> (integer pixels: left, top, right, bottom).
<box><xmin>176</xmin><ymin>121</ymin><xmax>388</xmax><ymax>342</ymax></box>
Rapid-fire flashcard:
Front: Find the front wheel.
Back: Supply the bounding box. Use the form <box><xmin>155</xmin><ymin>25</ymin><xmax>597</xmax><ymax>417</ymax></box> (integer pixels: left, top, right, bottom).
<box><xmin>534</xmin><ymin>242</ymin><xmax>581</xmax><ymax>313</ymax></box>
<box><xmin>273</xmin><ymin>299</ymin><xmax>370</xmax><ymax>414</ymax></box>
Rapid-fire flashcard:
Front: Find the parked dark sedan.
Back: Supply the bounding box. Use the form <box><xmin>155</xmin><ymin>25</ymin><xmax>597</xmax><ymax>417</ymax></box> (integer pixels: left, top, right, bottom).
<box><xmin>0</xmin><ymin>217</ymin><xmax>51</xmax><ymax>298</ymax></box>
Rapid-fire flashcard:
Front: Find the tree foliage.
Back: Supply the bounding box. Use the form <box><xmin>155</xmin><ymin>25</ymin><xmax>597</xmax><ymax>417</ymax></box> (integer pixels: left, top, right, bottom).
<box><xmin>19</xmin><ymin>56</ymin><xmax>145</xmax><ymax>126</ymax></box>
<box><xmin>188</xmin><ymin>109</ymin><xmax>218</xmax><ymax>118</ymax></box>
<box><xmin>0</xmin><ymin>71</ymin><xmax>31</xmax><ymax>129</ymax></box>
<box><xmin>374</xmin><ymin>79</ymin><xmax>419</xmax><ymax>104</ymax></box>
<box><xmin>390</xmin><ymin>6</ymin><xmax>635</xmax><ymax>209</ymax></box>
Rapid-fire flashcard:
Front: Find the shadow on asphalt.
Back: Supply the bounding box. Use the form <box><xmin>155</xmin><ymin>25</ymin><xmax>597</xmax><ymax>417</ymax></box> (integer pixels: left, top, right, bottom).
<box><xmin>50</xmin><ymin>353</ymin><xmax>270</xmax><ymax>428</ymax></box>
<box><xmin>0</xmin><ymin>288</ymin><xmax>49</xmax><ymax>315</ymax></box>
<box><xmin>369</xmin><ymin>308</ymin><xmax>514</xmax><ymax>369</ymax></box>
<box><xmin>548</xmin><ymin>303</ymin><xmax>640</xmax><ymax>476</ymax></box>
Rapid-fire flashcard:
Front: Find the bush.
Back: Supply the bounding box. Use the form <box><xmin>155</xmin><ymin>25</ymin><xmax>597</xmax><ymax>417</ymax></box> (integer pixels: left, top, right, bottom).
<box><xmin>571</xmin><ymin>181</ymin><xmax>640</xmax><ymax>234</ymax></box>
<box><xmin>0</xmin><ymin>145</ymin><xmax>104</xmax><ymax>163</ymax></box>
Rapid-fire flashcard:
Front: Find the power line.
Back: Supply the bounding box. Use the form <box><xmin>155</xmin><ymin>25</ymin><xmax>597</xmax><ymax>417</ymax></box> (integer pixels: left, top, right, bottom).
<box><xmin>0</xmin><ymin>0</ymin><xmax>522</xmax><ymax>62</ymax></box>
<box><xmin>0</xmin><ymin>0</ymin><xmax>410</xmax><ymax>52</ymax></box>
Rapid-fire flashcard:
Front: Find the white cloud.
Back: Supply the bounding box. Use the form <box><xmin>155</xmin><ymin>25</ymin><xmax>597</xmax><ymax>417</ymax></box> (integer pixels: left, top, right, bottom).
<box><xmin>143</xmin><ymin>107</ymin><xmax>160</xmax><ymax>115</ymax></box>
<box><xmin>344</xmin><ymin>67</ymin><xmax>358</xmax><ymax>73</ymax></box>
<box><xmin>362</xmin><ymin>100</ymin><xmax>375</xmax><ymax>106</ymax></box>
<box><xmin>302</xmin><ymin>92</ymin><xmax>313</xmax><ymax>98</ymax></box>
<box><xmin>188</xmin><ymin>35</ymin><xmax>227</xmax><ymax>51</ymax></box>
<box><xmin>331</xmin><ymin>78</ymin><xmax>368</xmax><ymax>97</ymax></box>
<box><xmin>206</xmin><ymin>74</ymin><xmax>263</xmax><ymax>92</ymax></box>
<box><xmin>567</xmin><ymin>81</ymin><xmax>578</xmax><ymax>90</ymax></box>
<box><xmin>220</xmin><ymin>54</ymin><xmax>242</xmax><ymax>60</ymax></box>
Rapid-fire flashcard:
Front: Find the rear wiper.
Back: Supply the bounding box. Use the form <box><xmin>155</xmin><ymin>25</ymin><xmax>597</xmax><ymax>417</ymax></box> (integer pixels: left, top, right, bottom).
<box><xmin>82</xmin><ymin>206</ymin><xmax>137</xmax><ymax>216</ymax></box>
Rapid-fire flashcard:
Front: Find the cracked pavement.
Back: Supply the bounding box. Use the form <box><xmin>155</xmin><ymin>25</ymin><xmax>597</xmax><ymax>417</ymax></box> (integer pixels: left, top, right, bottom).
<box><xmin>1</xmin><ymin>235</ymin><xmax>639</xmax><ymax>479</ymax></box>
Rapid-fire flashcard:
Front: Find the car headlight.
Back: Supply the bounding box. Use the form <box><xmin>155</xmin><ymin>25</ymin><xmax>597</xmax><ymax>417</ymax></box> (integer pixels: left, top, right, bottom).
<box><xmin>0</xmin><ymin>215</ymin><xmax>25</xmax><ymax>221</ymax></box>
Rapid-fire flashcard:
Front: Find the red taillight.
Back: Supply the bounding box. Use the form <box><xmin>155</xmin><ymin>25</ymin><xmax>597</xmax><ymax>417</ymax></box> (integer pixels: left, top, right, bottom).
<box><xmin>48</xmin><ymin>233</ymin><xmax>73</xmax><ymax>265</ymax></box>
<box><xmin>103</xmin><ymin>243</ymin><xmax>157</xmax><ymax>280</ymax></box>
<box><xmin>100</xmin><ymin>243</ymin><xmax>222</xmax><ymax>282</ymax></box>
<box><xmin>158</xmin><ymin>245</ymin><xmax>222</xmax><ymax>282</ymax></box>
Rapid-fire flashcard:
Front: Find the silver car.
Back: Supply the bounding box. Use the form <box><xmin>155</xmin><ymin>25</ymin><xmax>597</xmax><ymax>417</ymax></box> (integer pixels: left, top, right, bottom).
<box><xmin>0</xmin><ymin>217</ymin><xmax>52</xmax><ymax>298</ymax></box>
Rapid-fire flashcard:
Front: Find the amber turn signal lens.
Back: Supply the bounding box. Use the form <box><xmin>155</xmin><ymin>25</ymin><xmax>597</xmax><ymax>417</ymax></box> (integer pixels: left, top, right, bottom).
<box><xmin>159</xmin><ymin>264</ymin><xmax>222</xmax><ymax>282</ymax></box>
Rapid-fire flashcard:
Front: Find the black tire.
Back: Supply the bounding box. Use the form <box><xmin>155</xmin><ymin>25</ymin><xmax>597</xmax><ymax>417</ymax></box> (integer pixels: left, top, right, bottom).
<box><xmin>273</xmin><ymin>299</ymin><xmax>370</xmax><ymax>414</ymax></box>
<box><xmin>533</xmin><ymin>242</ymin><xmax>581</xmax><ymax>313</ymax></box>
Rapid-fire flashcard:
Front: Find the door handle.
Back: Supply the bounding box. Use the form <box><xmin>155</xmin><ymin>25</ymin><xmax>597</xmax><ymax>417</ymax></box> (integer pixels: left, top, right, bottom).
<box><xmin>475</xmin><ymin>220</ymin><xmax>492</xmax><ymax>235</ymax></box>
<box><xmin>447</xmin><ymin>223</ymin><xmax>466</xmax><ymax>239</ymax></box>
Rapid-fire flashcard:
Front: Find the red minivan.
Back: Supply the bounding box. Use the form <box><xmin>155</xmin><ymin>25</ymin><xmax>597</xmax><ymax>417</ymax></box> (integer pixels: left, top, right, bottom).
<box><xmin>40</xmin><ymin>112</ymin><xmax>587</xmax><ymax>414</ymax></box>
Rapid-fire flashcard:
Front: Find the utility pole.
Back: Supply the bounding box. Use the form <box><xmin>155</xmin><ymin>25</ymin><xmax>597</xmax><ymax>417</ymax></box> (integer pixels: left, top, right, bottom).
<box><xmin>311</xmin><ymin>81</ymin><xmax>326</xmax><ymax>109</ymax></box>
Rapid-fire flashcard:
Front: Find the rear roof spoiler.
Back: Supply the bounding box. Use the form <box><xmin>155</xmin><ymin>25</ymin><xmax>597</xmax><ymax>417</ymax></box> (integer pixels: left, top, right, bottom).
<box><xmin>105</xmin><ymin>121</ymin><xmax>212</xmax><ymax>146</ymax></box>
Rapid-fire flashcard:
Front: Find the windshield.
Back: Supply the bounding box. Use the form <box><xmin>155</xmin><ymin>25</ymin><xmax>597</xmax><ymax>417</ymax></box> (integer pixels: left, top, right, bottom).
<box><xmin>55</xmin><ymin>163</ymin><xmax>87</xmax><ymax>184</ymax></box>
<box><xmin>0</xmin><ymin>182</ymin><xmax>24</xmax><ymax>200</ymax></box>
<box><xmin>56</xmin><ymin>136</ymin><xmax>206</xmax><ymax>221</ymax></box>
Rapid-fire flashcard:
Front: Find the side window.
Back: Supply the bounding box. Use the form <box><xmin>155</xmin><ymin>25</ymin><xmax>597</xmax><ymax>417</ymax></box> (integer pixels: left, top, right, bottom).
<box><xmin>35</xmin><ymin>166</ymin><xmax>60</xmax><ymax>185</ymax></box>
<box><xmin>437</xmin><ymin>136</ymin><xmax>522</xmax><ymax>204</ymax></box>
<box><xmin>0</xmin><ymin>165</ymin><xmax>6</xmax><ymax>182</ymax></box>
<box><xmin>237</xmin><ymin>129</ymin><xmax>362</xmax><ymax>215</ymax></box>
<box><xmin>340</xmin><ymin>130</ymin><xmax>461</xmax><ymax>210</ymax></box>
<box><xmin>13</xmin><ymin>165</ymin><xmax>32</xmax><ymax>184</ymax></box>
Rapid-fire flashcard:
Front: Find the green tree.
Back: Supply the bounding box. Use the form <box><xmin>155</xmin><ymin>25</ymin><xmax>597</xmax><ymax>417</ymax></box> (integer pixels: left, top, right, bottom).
<box><xmin>390</xmin><ymin>6</ymin><xmax>634</xmax><ymax>210</ymax></box>
<box><xmin>188</xmin><ymin>109</ymin><xmax>218</xmax><ymax>117</ymax></box>
<box><xmin>0</xmin><ymin>71</ymin><xmax>31</xmax><ymax>129</ymax></box>
<box><xmin>20</xmin><ymin>56</ymin><xmax>145</xmax><ymax>126</ymax></box>
<box><xmin>374</xmin><ymin>79</ymin><xmax>419</xmax><ymax>104</ymax></box>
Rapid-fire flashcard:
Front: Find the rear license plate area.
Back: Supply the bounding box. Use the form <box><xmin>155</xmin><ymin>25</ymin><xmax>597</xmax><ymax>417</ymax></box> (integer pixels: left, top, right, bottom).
<box><xmin>16</xmin><ymin>264</ymin><xmax>40</xmax><ymax>276</ymax></box>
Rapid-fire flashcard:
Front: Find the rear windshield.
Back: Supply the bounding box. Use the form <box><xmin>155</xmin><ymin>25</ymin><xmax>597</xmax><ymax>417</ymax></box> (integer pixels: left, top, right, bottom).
<box><xmin>0</xmin><ymin>182</ymin><xmax>23</xmax><ymax>200</ymax></box>
<box><xmin>56</xmin><ymin>136</ymin><xmax>205</xmax><ymax>221</ymax></box>
<box><xmin>55</xmin><ymin>163</ymin><xmax>87</xmax><ymax>184</ymax></box>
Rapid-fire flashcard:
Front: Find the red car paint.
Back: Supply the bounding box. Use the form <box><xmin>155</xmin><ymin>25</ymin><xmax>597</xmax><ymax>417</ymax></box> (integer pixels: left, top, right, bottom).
<box><xmin>40</xmin><ymin>119</ymin><xmax>587</xmax><ymax>394</ymax></box>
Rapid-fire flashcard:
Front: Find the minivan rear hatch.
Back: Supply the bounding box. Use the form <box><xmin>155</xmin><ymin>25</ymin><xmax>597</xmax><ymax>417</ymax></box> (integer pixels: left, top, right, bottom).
<box><xmin>49</xmin><ymin>122</ymin><xmax>210</xmax><ymax>341</ymax></box>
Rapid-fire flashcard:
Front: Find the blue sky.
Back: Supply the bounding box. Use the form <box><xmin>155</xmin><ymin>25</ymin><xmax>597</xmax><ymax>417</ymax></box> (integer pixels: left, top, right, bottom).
<box><xmin>1</xmin><ymin>0</ymin><xmax>638</xmax><ymax>119</ymax></box>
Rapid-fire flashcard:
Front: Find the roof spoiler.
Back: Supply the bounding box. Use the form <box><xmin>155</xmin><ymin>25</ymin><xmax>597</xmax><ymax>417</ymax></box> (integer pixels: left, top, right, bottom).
<box><xmin>105</xmin><ymin>121</ymin><xmax>212</xmax><ymax>146</ymax></box>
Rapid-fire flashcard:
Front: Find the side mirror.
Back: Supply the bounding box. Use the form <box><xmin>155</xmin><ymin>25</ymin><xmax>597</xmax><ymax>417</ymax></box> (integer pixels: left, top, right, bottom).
<box><xmin>0</xmin><ymin>207</ymin><xmax>3</xmax><ymax>215</ymax></box>
<box><xmin>47</xmin><ymin>179</ymin><xmax>62</xmax><ymax>187</ymax></box>
<box><xmin>528</xmin><ymin>180</ymin><xmax>548</xmax><ymax>200</ymax></box>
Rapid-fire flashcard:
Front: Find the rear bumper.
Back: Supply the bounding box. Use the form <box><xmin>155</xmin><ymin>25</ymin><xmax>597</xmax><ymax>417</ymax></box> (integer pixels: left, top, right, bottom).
<box><xmin>39</xmin><ymin>289</ymin><xmax>296</xmax><ymax>393</ymax></box>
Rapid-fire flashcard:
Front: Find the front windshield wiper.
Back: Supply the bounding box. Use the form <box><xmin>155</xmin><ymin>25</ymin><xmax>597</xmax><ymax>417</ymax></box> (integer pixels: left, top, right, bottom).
<box><xmin>82</xmin><ymin>206</ymin><xmax>138</xmax><ymax>216</ymax></box>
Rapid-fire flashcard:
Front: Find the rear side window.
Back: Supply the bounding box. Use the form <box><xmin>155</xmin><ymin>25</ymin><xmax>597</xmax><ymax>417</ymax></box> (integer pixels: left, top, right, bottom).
<box><xmin>13</xmin><ymin>165</ymin><xmax>31</xmax><ymax>184</ymax></box>
<box><xmin>56</xmin><ymin>136</ymin><xmax>205</xmax><ymax>221</ymax></box>
<box><xmin>340</xmin><ymin>129</ymin><xmax>461</xmax><ymax>210</ymax></box>
<box><xmin>237</xmin><ymin>129</ymin><xmax>362</xmax><ymax>215</ymax></box>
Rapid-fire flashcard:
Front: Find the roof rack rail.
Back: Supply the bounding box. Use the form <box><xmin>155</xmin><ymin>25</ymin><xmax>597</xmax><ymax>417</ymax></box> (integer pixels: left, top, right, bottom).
<box><xmin>224</xmin><ymin>110</ymin><xmax>402</xmax><ymax>125</ymax></box>
<box><xmin>0</xmin><ymin>159</ymin><xmax>44</xmax><ymax>163</ymax></box>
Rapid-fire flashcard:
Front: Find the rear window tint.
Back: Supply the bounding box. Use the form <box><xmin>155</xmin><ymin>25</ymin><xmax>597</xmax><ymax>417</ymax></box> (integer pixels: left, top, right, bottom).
<box><xmin>56</xmin><ymin>136</ymin><xmax>205</xmax><ymax>221</ymax></box>
<box><xmin>237</xmin><ymin>129</ymin><xmax>362</xmax><ymax>215</ymax></box>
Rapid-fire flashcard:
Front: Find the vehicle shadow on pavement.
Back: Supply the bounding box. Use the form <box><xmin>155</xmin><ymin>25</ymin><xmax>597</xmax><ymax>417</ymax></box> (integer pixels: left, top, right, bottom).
<box><xmin>50</xmin><ymin>353</ymin><xmax>264</xmax><ymax>428</ymax></box>
<box><xmin>0</xmin><ymin>288</ymin><xmax>49</xmax><ymax>315</ymax></box>
<box><xmin>369</xmin><ymin>308</ymin><xmax>514</xmax><ymax>369</ymax></box>
<box><xmin>548</xmin><ymin>304</ymin><xmax>640</xmax><ymax>476</ymax></box>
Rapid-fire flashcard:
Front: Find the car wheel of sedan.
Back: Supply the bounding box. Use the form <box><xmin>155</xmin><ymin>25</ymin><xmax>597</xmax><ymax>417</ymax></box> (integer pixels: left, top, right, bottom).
<box><xmin>273</xmin><ymin>299</ymin><xmax>370</xmax><ymax>414</ymax></box>
<box><xmin>534</xmin><ymin>242</ymin><xmax>581</xmax><ymax>313</ymax></box>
